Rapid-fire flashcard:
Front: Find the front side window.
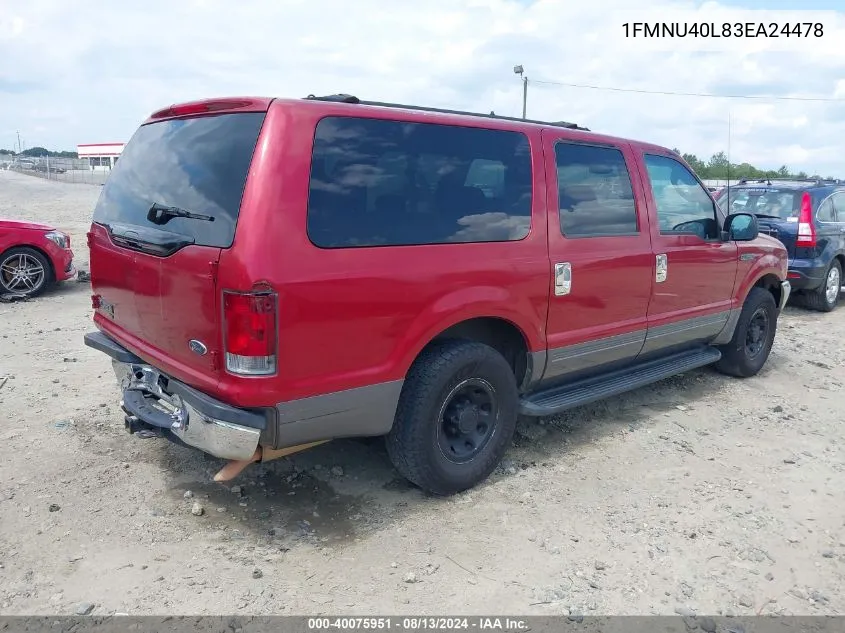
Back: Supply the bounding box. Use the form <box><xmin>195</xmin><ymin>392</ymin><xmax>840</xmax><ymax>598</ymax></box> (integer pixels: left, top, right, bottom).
<box><xmin>306</xmin><ymin>117</ymin><xmax>533</xmax><ymax>247</ymax></box>
<box><xmin>644</xmin><ymin>154</ymin><xmax>719</xmax><ymax>239</ymax></box>
<box><xmin>554</xmin><ymin>142</ymin><xmax>638</xmax><ymax>237</ymax></box>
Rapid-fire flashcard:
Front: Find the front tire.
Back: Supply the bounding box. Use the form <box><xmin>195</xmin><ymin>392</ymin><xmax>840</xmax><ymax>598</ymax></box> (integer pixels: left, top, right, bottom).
<box><xmin>386</xmin><ymin>340</ymin><xmax>519</xmax><ymax>496</ymax></box>
<box><xmin>714</xmin><ymin>287</ymin><xmax>778</xmax><ymax>378</ymax></box>
<box><xmin>802</xmin><ymin>259</ymin><xmax>841</xmax><ymax>312</ymax></box>
<box><xmin>0</xmin><ymin>247</ymin><xmax>53</xmax><ymax>297</ymax></box>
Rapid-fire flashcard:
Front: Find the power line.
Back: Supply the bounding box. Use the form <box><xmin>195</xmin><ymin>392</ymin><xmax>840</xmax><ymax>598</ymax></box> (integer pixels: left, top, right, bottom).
<box><xmin>530</xmin><ymin>78</ymin><xmax>845</xmax><ymax>102</ymax></box>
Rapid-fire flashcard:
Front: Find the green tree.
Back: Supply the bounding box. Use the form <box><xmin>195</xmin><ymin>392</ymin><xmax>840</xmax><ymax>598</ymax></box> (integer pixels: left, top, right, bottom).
<box><xmin>676</xmin><ymin>150</ymin><xmax>833</xmax><ymax>182</ymax></box>
<box><xmin>16</xmin><ymin>146</ymin><xmax>78</xmax><ymax>158</ymax></box>
<box><xmin>682</xmin><ymin>153</ymin><xmax>706</xmax><ymax>175</ymax></box>
<box><xmin>706</xmin><ymin>152</ymin><xmax>731</xmax><ymax>179</ymax></box>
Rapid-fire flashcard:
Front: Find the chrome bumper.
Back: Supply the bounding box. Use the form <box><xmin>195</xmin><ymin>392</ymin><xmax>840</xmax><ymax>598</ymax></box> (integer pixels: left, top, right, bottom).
<box><xmin>112</xmin><ymin>360</ymin><xmax>261</xmax><ymax>461</ymax></box>
<box><xmin>779</xmin><ymin>280</ymin><xmax>791</xmax><ymax>311</ymax></box>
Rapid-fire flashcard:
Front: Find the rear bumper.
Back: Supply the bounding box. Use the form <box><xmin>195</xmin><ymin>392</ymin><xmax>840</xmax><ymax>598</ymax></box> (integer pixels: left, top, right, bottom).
<box><xmin>84</xmin><ymin>331</ymin><xmax>265</xmax><ymax>461</ymax></box>
<box><xmin>787</xmin><ymin>259</ymin><xmax>828</xmax><ymax>291</ymax></box>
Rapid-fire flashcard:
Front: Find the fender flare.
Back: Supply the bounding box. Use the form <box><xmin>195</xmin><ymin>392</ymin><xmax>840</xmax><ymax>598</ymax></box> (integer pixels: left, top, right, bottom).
<box><xmin>711</xmin><ymin>266</ymin><xmax>784</xmax><ymax>345</ymax></box>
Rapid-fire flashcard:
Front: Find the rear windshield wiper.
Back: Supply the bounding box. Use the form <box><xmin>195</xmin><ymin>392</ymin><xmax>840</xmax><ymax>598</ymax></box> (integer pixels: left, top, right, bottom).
<box><xmin>147</xmin><ymin>202</ymin><xmax>214</xmax><ymax>225</ymax></box>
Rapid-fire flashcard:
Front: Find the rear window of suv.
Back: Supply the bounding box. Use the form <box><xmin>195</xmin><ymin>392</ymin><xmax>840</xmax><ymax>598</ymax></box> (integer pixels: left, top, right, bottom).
<box><xmin>715</xmin><ymin>187</ymin><xmax>799</xmax><ymax>219</ymax></box>
<box><xmin>306</xmin><ymin>117</ymin><xmax>533</xmax><ymax>247</ymax></box>
<box><xmin>92</xmin><ymin>112</ymin><xmax>265</xmax><ymax>248</ymax></box>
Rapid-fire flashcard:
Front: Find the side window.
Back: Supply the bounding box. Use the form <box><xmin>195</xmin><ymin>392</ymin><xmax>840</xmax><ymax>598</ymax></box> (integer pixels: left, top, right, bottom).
<box><xmin>828</xmin><ymin>192</ymin><xmax>845</xmax><ymax>222</ymax></box>
<box><xmin>644</xmin><ymin>154</ymin><xmax>719</xmax><ymax>239</ymax></box>
<box><xmin>554</xmin><ymin>142</ymin><xmax>638</xmax><ymax>237</ymax></box>
<box><xmin>306</xmin><ymin>117</ymin><xmax>533</xmax><ymax>247</ymax></box>
<box><xmin>817</xmin><ymin>196</ymin><xmax>836</xmax><ymax>223</ymax></box>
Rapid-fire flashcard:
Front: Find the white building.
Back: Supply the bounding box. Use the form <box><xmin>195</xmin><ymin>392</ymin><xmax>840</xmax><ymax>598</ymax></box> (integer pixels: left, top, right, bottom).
<box><xmin>76</xmin><ymin>142</ymin><xmax>125</xmax><ymax>171</ymax></box>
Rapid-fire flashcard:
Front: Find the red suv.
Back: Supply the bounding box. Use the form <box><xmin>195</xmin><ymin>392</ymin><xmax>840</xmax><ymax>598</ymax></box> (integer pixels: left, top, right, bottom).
<box><xmin>83</xmin><ymin>95</ymin><xmax>790</xmax><ymax>495</ymax></box>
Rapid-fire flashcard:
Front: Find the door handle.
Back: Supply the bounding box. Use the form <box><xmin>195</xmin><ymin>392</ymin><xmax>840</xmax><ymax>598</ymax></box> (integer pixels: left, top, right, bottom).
<box><xmin>656</xmin><ymin>254</ymin><xmax>668</xmax><ymax>283</ymax></box>
<box><xmin>554</xmin><ymin>262</ymin><xmax>572</xmax><ymax>296</ymax></box>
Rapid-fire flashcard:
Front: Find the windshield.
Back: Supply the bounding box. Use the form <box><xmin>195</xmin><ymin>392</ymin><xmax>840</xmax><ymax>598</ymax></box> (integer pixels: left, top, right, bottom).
<box><xmin>92</xmin><ymin>112</ymin><xmax>265</xmax><ymax>248</ymax></box>
<box><xmin>715</xmin><ymin>187</ymin><xmax>799</xmax><ymax>219</ymax></box>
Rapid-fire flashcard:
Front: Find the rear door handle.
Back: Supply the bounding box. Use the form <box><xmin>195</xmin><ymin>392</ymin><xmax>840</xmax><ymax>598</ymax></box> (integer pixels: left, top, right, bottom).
<box><xmin>554</xmin><ymin>262</ymin><xmax>572</xmax><ymax>296</ymax></box>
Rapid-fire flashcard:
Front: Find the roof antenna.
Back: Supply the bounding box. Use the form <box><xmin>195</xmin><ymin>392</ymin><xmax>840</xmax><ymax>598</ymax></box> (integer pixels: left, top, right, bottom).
<box><xmin>726</xmin><ymin>109</ymin><xmax>731</xmax><ymax>210</ymax></box>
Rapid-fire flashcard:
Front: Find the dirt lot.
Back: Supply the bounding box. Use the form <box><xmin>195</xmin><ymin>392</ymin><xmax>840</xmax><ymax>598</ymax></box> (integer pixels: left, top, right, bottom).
<box><xmin>1</xmin><ymin>169</ymin><xmax>844</xmax><ymax>617</ymax></box>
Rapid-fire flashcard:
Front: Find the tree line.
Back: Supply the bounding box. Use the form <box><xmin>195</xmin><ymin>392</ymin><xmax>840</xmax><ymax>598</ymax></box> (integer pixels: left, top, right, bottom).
<box><xmin>672</xmin><ymin>149</ymin><xmax>835</xmax><ymax>181</ymax></box>
<box><xmin>0</xmin><ymin>147</ymin><xmax>79</xmax><ymax>158</ymax></box>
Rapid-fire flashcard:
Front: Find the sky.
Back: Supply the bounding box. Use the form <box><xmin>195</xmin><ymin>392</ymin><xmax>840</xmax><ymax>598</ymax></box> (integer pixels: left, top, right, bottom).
<box><xmin>1</xmin><ymin>0</ymin><xmax>844</xmax><ymax>175</ymax></box>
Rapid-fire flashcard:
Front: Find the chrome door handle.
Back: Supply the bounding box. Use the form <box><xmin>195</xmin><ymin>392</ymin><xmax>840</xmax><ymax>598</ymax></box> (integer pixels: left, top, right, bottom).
<box><xmin>554</xmin><ymin>262</ymin><xmax>572</xmax><ymax>296</ymax></box>
<box><xmin>656</xmin><ymin>254</ymin><xmax>668</xmax><ymax>283</ymax></box>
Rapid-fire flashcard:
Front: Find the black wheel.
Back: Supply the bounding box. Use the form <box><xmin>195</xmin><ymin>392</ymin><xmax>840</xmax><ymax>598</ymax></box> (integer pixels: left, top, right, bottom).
<box><xmin>386</xmin><ymin>340</ymin><xmax>519</xmax><ymax>496</ymax></box>
<box><xmin>0</xmin><ymin>247</ymin><xmax>53</xmax><ymax>297</ymax></box>
<box><xmin>714</xmin><ymin>287</ymin><xmax>778</xmax><ymax>378</ymax></box>
<box><xmin>801</xmin><ymin>259</ymin><xmax>841</xmax><ymax>312</ymax></box>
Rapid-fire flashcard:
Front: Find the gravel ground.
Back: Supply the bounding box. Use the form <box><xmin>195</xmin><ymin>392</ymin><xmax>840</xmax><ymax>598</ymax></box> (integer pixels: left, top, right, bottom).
<box><xmin>1</xmin><ymin>169</ymin><xmax>844</xmax><ymax>617</ymax></box>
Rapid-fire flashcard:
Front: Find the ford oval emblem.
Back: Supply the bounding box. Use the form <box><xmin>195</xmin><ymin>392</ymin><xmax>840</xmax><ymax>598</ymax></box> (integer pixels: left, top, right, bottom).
<box><xmin>189</xmin><ymin>339</ymin><xmax>208</xmax><ymax>356</ymax></box>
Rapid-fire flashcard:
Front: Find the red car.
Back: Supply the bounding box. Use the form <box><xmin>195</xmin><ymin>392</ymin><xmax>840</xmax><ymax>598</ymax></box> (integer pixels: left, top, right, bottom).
<box><xmin>83</xmin><ymin>95</ymin><xmax>790</xmax><ymax>494</ymax></box>
<box><xmin>0</xmin><ymin>219</ymin><xmax>75</xmax><ymax>297</ymax></box>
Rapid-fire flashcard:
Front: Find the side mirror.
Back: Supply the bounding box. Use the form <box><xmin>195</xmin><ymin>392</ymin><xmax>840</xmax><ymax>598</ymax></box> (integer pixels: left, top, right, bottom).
<box><xmin>723</xmin><ymin>212</ymin><xmax>759</xmax><ymax>241</ymax></box>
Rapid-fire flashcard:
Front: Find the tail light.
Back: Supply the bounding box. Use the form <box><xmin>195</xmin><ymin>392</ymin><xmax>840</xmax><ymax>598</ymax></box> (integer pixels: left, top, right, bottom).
<box><xmin>796</xmin><ymin>192</ymin><xmax>816</xmax><ymax>248</ymax></box>
<box><xmin>222</xmin><ymin>290</ymin><xmax>277</xmax><ymax>376</ymax></box>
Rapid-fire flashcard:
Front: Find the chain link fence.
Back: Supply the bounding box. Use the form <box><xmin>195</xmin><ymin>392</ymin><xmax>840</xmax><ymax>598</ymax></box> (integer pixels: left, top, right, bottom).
<box><xmin>1</xmin><ymin>156</ymin><xmax>111</xmax><ymax>186</ymax></box>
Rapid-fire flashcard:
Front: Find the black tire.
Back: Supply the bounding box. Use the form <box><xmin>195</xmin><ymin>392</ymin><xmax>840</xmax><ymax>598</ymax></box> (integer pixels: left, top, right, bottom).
<box><xmin>0</xmin><ymin>246</ymin><xmax>54</xmax><ymax>297</ymax></box>
<box><xmin>386</xmin><ymin>340</ymin><xmax>519</xmax><ymax>496</ymax></box>
<box><xmin>714</xmin><ymin>287</ymin><xmax>778</xmax><ymax>378</ymax></box>
<box><xmin>801</xmin><ymin>259</ymin><xmax>841</xmax><ymax>312</ymax></box>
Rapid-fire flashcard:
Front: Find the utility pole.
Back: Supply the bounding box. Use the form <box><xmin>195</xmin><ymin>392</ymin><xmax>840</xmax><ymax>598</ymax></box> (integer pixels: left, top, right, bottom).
<box><xmin>16</xmin><ymin>131</ymin><xmax>21</xmax><ymax>154</ymax></box>
<box><xmin>513</xmin><ymin>65</ymin><xmax>528</xmax><ymax>119</ymax></box>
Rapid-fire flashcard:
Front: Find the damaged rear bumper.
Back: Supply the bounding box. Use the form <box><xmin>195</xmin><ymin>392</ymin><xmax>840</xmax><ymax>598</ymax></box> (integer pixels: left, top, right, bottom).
<box><xmin>83</xmin><ymin>331</ymin><xmax>264</xmax><ymax>461</ymax></box>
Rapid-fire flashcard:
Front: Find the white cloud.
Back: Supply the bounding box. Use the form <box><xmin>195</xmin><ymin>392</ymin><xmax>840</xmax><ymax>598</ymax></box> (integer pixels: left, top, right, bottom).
<box><xmin>1</xmin><ymin>0</ymin><xmax>844</xmax><ymax>175</ymax></box>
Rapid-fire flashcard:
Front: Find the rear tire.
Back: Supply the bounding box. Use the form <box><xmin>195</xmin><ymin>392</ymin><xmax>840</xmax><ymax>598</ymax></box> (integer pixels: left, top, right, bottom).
<box><xmin>386</xmin><ymin>340</ymin><xmax>519</xmax><ymax>496</ymax></box>
<box><xmin>714</xmin><ymin>287</ymin><xmax>778</xmax><ymax>378</ymax></box>
<box><xmin>801</xmin><ymin>260</ymin><xmax>841</xmax><ymax>312</ymax></box>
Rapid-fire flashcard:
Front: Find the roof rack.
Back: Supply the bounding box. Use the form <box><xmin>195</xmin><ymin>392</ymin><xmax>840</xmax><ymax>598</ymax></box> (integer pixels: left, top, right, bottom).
<box><xmin>737</xmin><ymin>177</ymin><xmax>843</xmax><ymax>187</ymax></box>
<box><xmin>303</xmin><ymin>93</ymin><xmax>590</xmax><ymax>131</ymax></box>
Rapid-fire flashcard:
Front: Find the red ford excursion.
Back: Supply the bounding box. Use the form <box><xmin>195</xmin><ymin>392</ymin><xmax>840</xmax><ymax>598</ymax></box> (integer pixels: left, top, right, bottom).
<box><xmin>83</xmin><ymin>94</ymin><xmax>790</xmax><ymax>495</ymax></box>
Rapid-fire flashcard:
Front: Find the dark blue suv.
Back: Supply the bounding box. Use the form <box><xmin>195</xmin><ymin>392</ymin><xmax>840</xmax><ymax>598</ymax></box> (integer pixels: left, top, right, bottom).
<box><xmin>715</xmin><ymin>179</ymin><xmax>845</xmax><ymax>312</ymax></box>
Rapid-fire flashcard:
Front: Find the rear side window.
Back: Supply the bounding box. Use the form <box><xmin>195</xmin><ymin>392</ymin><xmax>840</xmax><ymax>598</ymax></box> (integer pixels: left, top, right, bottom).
<box><xmin>716</xmin><ymin>188</ymin><xmax>799</xmax><ymax>219</ymax></box>
<box><xmin>555</xmin><ymin>142</ymin><xmax>638</xmax><ymax>237</ymax></box>
<box><xmin>831</xmin><ymin>192</ymin><xmax>845</xmax><ymax>221</ymax></box>
<box><xmin>817</xmin><ymin>196</ymin><xmax>836</xmax><ymax>222</ymax></box>
<box><xmin>92</xmin><ymin>112</ymin><xmax>266</xmax><ymax>248</ymax></box>
<box><xmin>306</xmin><ymin>117</ymin><xmax>533</xmax><ymax>247</ymax></box>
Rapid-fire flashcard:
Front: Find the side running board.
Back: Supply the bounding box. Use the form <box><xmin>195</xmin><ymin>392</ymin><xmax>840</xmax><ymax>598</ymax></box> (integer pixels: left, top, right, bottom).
<box><xmin>519</xmin><ymin>346</ymin><xmax>721</xmax><ymax>417</ymax></box>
